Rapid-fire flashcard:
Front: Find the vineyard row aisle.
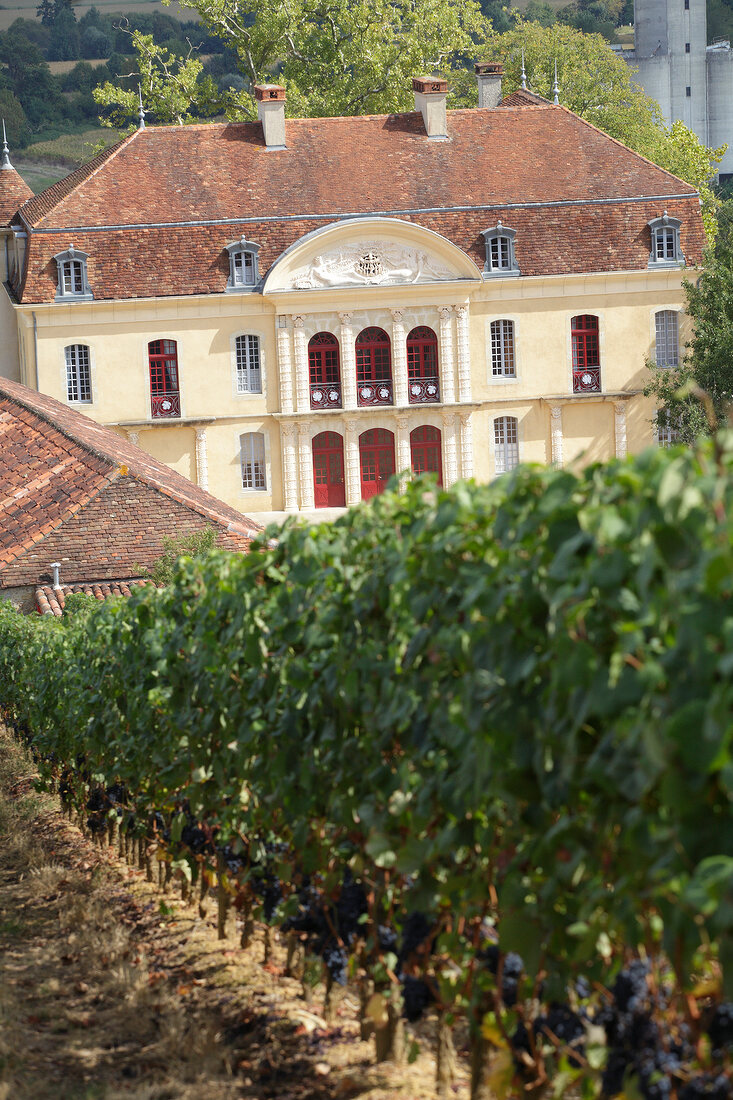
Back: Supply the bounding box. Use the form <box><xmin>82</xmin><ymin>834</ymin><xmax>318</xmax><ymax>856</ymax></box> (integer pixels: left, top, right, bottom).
<box><xmin>0</xmin><ymin>725</ymin><xmax>461</xmax><ymax>1100</ymax></box>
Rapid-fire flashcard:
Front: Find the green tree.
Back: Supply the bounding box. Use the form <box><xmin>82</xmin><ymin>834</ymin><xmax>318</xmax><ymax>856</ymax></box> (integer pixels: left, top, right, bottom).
<box><xmin>0</xmin><ymin>88</ymin><xmax>30</xmax><ymax>148</ymax></box>
<box><xmin>645</xmin><ymin>245</ymin><xmax>733</xmax><ymax>443</ymax></box>
<box><xmin>160</xmin><ymin>0</ymin><xmax>487</xmax><ymax>118</ymax></box>
<box><xmin>136</xmin><ymin>526</ymin><xmax>219</xmax><ymax>585</ymax></box>
<box><xmin>481</xmin><ymin>19</ymin><xmax>725</xmax><ymax>238</ymax></box>
<box><xmin>93</xmin><ymin>30</ymin><xmax>223</xmax><ymax>126</ymax></box>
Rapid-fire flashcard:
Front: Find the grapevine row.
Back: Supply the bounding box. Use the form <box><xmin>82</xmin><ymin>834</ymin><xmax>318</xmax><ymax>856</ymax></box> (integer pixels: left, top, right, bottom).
<box><xmin>3</xmin><ymin>437</ymin><xmax>733</xmax><ymax>1098</ymax></box>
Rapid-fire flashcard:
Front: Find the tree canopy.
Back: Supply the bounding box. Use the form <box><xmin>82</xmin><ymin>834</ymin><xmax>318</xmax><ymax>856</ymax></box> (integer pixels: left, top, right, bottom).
<box><xmin>645</xmin><ymin>245</ymin><xmax>733</xmax><ymax>443</ymax></box>
<box><xmin>163</xmin><ymin>0</ymin><xmax>486</xmax><ymax>119</ymax></box>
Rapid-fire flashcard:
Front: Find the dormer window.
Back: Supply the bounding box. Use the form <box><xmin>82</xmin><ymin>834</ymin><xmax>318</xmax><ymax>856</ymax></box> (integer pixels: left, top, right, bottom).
<box><xmin>481</xmin><ymin>222</ymin><xmax>519</xmax><ymax>277</ymax></box>
<box><xmin>648</xmin><ymin>213</ymin><xmax>684</xmax><ymax>267</ymax></box>
<box><xmin>54</xmin><ymin>245</ymin><xmax>92</xmax><ymax>300</ymax></box>
<box><xmin>226</xmin><ymin>237</ymin><xmax>260</xmax><ymax>292</ymax></box>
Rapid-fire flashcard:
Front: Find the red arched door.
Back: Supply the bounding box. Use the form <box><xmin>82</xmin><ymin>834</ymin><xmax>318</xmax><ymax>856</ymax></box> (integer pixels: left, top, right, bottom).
<box><xmin>312</xmin><ymin>431</ymin><xmax>346</xmax><ymax>508</ymax></box>
<box><xmin>359</xmin><ymin>428</ymin><xmax>395</xmax><ymax>500</ymax></box>
<box><xmin>410</xmin><ymin>425</ymin><xmax>443</xmax><ymax>486</ymax></box>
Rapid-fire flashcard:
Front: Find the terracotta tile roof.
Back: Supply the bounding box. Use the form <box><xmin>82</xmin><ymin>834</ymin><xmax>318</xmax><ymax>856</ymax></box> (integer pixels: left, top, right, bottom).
<box><xmin>19</xmin><ymin>140</ymin><xmax>124</xmax><ymax>227</ymax></box>
<box><xmin>0</xmin><ymin>166</ymin><xmax>33</xmax><ymax>226</ymax></box>
<box><xmin>0</xmin><ymin>377</ymin><xmax>261</xmax><ymax>581</ymax></box>
<box><xmin>14</xmin><ymin>104</ymin><xmax>704</xmax><ymax>302</ymax></box>
<box><xmin>35</xmin><ymin>579</ymin><xmax>150</xmax><ymax>616</ymax></box>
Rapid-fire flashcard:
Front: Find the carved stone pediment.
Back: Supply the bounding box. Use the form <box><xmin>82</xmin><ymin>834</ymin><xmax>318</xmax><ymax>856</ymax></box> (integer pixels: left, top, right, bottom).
<box><xmin>287</xmin><ymin>239</ymin><xmax>456</xmax><ymax>290</ymax></box>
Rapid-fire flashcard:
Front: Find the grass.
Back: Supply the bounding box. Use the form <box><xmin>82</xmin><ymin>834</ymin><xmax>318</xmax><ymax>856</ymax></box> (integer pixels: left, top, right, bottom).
<box><xmin>0</xmin><ymin>0</ymin><xmax>196</xmax><ymax>32</ymax></box>
<box><xmin>21</xmin><ymin>127</ymin><xmax>120</xmax><ymax>167</ymax></box>
<box><xmin>15</xmin><ymin>126</ymin><xmax>121</xmax><ymax>193</ymax></box>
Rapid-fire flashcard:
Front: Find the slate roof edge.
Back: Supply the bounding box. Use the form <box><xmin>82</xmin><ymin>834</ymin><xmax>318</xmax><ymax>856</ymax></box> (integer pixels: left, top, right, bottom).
<box><xmin>23</xmin><ymin>192</ymin><xmax>701</xmax><ymax>236</ymax></box>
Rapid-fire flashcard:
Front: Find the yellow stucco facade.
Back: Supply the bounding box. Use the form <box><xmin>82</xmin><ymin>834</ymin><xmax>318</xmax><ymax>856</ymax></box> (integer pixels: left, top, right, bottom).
<box><xmin>2</xmin><ymin>216</ymin><xmax>689</xmax><ymax>515</ymax></box>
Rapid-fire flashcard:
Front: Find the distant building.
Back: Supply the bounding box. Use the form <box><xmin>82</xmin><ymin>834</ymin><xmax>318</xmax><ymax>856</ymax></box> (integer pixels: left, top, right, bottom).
<box><xmin>0</xmin><ymin>377</ymin><xmax>259</xmax><ymax>611</ymax></box>
<box><xmin>624</xmin><ymin>0</ymin><xmax>733</xmax><ymax>177</ymax></box>
<box><xmin>0</xmin><ymin>71</ymin><xmax>705</xmax><ymax>516</ymax></box>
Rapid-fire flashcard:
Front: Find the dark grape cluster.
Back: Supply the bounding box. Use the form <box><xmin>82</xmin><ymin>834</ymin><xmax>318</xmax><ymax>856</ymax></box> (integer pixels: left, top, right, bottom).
<box><xmin>402</xmin><ymin>975</ymin><xmax>434</xmax><ymax>1022</ymax></box>
<box><xmin>678</xmin><ymin>1075</ymin><xmax>731</xmax><ymax>1100</ymax></box>
<box><xmin>280</xmin><ymin>869</ymin><xmax>367</xmax><ymax>983</ymax></box>
<box><xmin>708</xmin><ymin>1003</ymin><xmax>733</xmax><ymax>1052</ymax></box>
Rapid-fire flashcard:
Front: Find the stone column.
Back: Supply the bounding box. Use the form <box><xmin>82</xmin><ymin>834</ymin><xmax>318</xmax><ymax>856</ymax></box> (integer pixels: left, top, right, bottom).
<box><xmin>454</xmin><ymin>304</ymin><xmax>472</xmax><ymax>403</ymax></box>
<box><xmin>195</xmin><ymin>427</ymin><xmax>209</xmax><ymax>491</ymax></box>
<box><xmin>550</xmin><ymin>405</ymin><xmax>564</xmax><ymax>466</ymax></box>
<box><xmin>293</xmin><ymin>315</ymin><xmax>309</xmax><ymax>414</ymax></box>
<box><xmin>442</xmin><ymin>410</ymin><xmax>459</xmax><ymax>488</ymax></box>
<box><xmin>281</xmin><ymin>421</ymin><xmax>299</xmax><ymax>512</ymax></box>
<box><xmin>438</xmin><ymin>306</ymin><xmax>456</xmax><ymax>405</ymax></box>
<box><xmin>344</xmin><ymin>418</ymin><xmax>361</xmax><ymax>506</ymax></box>
<box><xmin>339</xmin><ymin>312</ymin><xmax>357</xmax><ymax>411</ymax></box>
<box><xmin>127</xmin><ymin>430</ymin><xmax>140</xmax><ymax>446</ymax></box>
<box><xmin>396</xmin><ymin>413</ymin><xmax>411</xmax><ymax>490</ymax></box>
<box><xmin>614</xmin><ymin>401</ymin><xmax>627</xmax><ymax>459</ymax></box>
<box><xmin>277</xmin><ymin>317</ymin><xmax>294</xmax><ymax>415</ymax></box>
<box><xmin>391</xmin><ymin>309</ymin><xmax>408</xmax><ymax>407</ymax></box>
<box><xmin>459</xmin><ymin>410</ymin><xmax>474</xmax><ymax>480</ymax></box>
<box><xmin>298</xmin><ymin>419</ymin><xmax>315</xmax><ymax>510</ymax></box>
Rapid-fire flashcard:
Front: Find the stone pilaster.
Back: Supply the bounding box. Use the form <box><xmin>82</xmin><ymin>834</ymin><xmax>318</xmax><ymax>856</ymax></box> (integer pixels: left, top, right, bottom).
<box><xmin>277</xmin><ymin>317</ymin><xmax>294</xmax><ymax>415</ymax></box>
<box><xmin>195</xmin><ymin>427</ymin><xmax>209</xmax><ymax>491</ymax></box>
<box><xmin>339</xmin><ymin>312</ymin><xmax>357</xmax><ymax>411</ymax></box>
<box><xmin>292</xmin><ymin>315</ymin><xmax>309</xmax><ymax>414</ymax></box>
<box><xmin>550</xmin><ymin>405</ymin><xmax>564</xmax><ymax>466</ymax></box>
<box><xmin>459</xmin><ymin>410</ymin><xmax>474</xmax><ymax>480</ymax></box>
<box><xmin>298</xmin><ymin>420</ymin><xmax>315</xmax><ymax>510</ymax></box>
<box><xmin>396</xmin><ymin>413</ymin><xmax>411</xmax><ymax>490</ymax></box>
<box><xmin>438</xmin><ymin>306</ymin><xmax>456</xmax><ymax>404</ymax></box>
<box><xmin>344</xmin><ymin>418</ymin><xmax>361</xmax><ymax>505</ymax></box>
<box><xmin>281</xmin><ymin>421</ymin><xmax>299</xmax><ymax>512</ymax></box>
<box><xmin>614</xmin><ymin>401</ymin><xmax>627</xmax><ymax>459</ymax></box>
<box><xmin>391</xmin><ymin>309</ymin><xmax>408</xmax><ymax>407</ymax></box>
<box><xmin>454</xmin><ymin>304</ymin><xmax>471</xmax><ymax>402</ymax></box>
<box><xmin>442</xmin><ymin>410</ymin><xmax>459</xmax><ymax>488</ymax></box>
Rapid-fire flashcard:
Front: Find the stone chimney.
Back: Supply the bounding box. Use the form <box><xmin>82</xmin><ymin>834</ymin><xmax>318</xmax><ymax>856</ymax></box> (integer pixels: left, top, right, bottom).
<box><xmin>412</xmin><ymin>76</ymin><xmax>448</xmax><ymax>139</ymax></box>
<box><xmin>475</xmin><ymin>63</ymin><xmax>503</xmax><ymax>109</ymax></box>
<box><xmin>254</xmin><ymin>84</ymin><xmax>286</xmax><ymax>149</ymax></box>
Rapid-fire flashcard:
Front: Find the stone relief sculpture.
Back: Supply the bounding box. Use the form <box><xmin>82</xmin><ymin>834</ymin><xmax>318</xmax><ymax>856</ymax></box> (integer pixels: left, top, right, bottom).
<box><xmin>288</xmin><ymin>241</ymin><xmax>455</xmax><ymax>289</ymax></box>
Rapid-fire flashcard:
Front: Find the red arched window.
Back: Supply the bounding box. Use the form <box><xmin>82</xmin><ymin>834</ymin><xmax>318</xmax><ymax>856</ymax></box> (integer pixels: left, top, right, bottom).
<box><xmin>148</xmin><ymin>339</ymin><xmax>180</xmax><ymax>418</ymax></box>
<box><xmin>355</xmin><ymin>327</ymin><xmax>393</xmax><ymax>406</ymax></box>
<box><xmin>312</xmin><ymin>431</ymin><xmax>345</xmax><ymax>508</ymax></box>
<box><xmin>410</xmin><ymin>425</ymin><xmax>443</xmax><ymax>485</ymax></box>
<box><xmin>407</xmin><ymin>326</ymin><xmax>440</xmax><ymax>404</ymax></box>
<box><xmin>308</xmin><ymin>332</ymin><xmax>342</xmax><ymax>409</ymax></box>
<box><xmin>359</xmin><ymin>428</ymin><xmax>395</xmax><ymax>500</ymax></box>
<box><xmin>571</xmin><ymin>316</ymin><xmax>601</xmax><ymax>392</ymax></box>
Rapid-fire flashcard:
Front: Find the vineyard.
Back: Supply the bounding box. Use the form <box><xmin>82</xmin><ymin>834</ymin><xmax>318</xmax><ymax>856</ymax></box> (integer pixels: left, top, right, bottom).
<box><xmin>3</xmin><ymin>437</ymin><xmax>733</xmax><ymax>1100</ymax></box>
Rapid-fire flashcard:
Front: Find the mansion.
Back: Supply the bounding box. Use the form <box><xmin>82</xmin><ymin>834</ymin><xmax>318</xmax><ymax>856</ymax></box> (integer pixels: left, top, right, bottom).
<box><xmin>0</xmin><ymin>71</ymin><xmax>705</xmax><ymax>516</ymax></box>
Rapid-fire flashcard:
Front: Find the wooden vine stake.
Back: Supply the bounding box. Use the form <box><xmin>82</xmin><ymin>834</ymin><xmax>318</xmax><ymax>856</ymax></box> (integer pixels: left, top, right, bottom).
<box><xmin>369</xmin><ymin>990</ymin><xmax>405</xmax><ymax>1064</ymax></box>
<box><xmin>217</xmin><ymin>858</ymin><xmax>230</xmax><ymax>940</ymax></box>
<box><xmin>436</xmin><ymin>1012</ymin><xmax>457</xmax><ymax>1099</ymax></box>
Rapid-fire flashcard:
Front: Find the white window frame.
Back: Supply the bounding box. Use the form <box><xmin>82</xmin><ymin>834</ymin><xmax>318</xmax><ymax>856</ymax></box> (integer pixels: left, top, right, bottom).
<box><xmin>489</xmin><ymin>319</ymin><xmax>517</xmax><ymax>379</ymax></box>
<box><xmin>481</xmin><ymin>222</ymin><xmax>520</xmax><ymax>278</ymax></box>
<box><xmin>656</xmin><ymin>408</ymin><xmax>681</xmax><ymax>448</ymax></box>
<box><xmin>239</xmin><ymin>430</ymin><xmax>268</xmax><ymax>492</ymax></box>
<box><xmin>648</xmin><ymin>214</ymin><xmax>684</xmax><ymax>268</ymax></box>
<box><xmin>233</xmin><ymin>333</ymin><xmax>263</xmax><ymax>395</ymax></box>
<box><xmin>654</xmin><ymin>309</ymin><xmax>680</xmax><ymax>368</ymax></box>
<box><xmin>54</xmin><ymin>246</ymin><xmax>93</xmax><ymax>301</ymax></box>
<box><xmin>64</xmin><ymin>343</ymin><xmax>93</xmax><ymax>404</ymax></box>
<box><xmin>493</xmin><ymin>415</ymin><xmax>520</xmax><ymax>475</ymax></box>
<box><xmin>226</xmin><ymin>237</ymin><xmax>261</xmax><ymax>292</ymax></box>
